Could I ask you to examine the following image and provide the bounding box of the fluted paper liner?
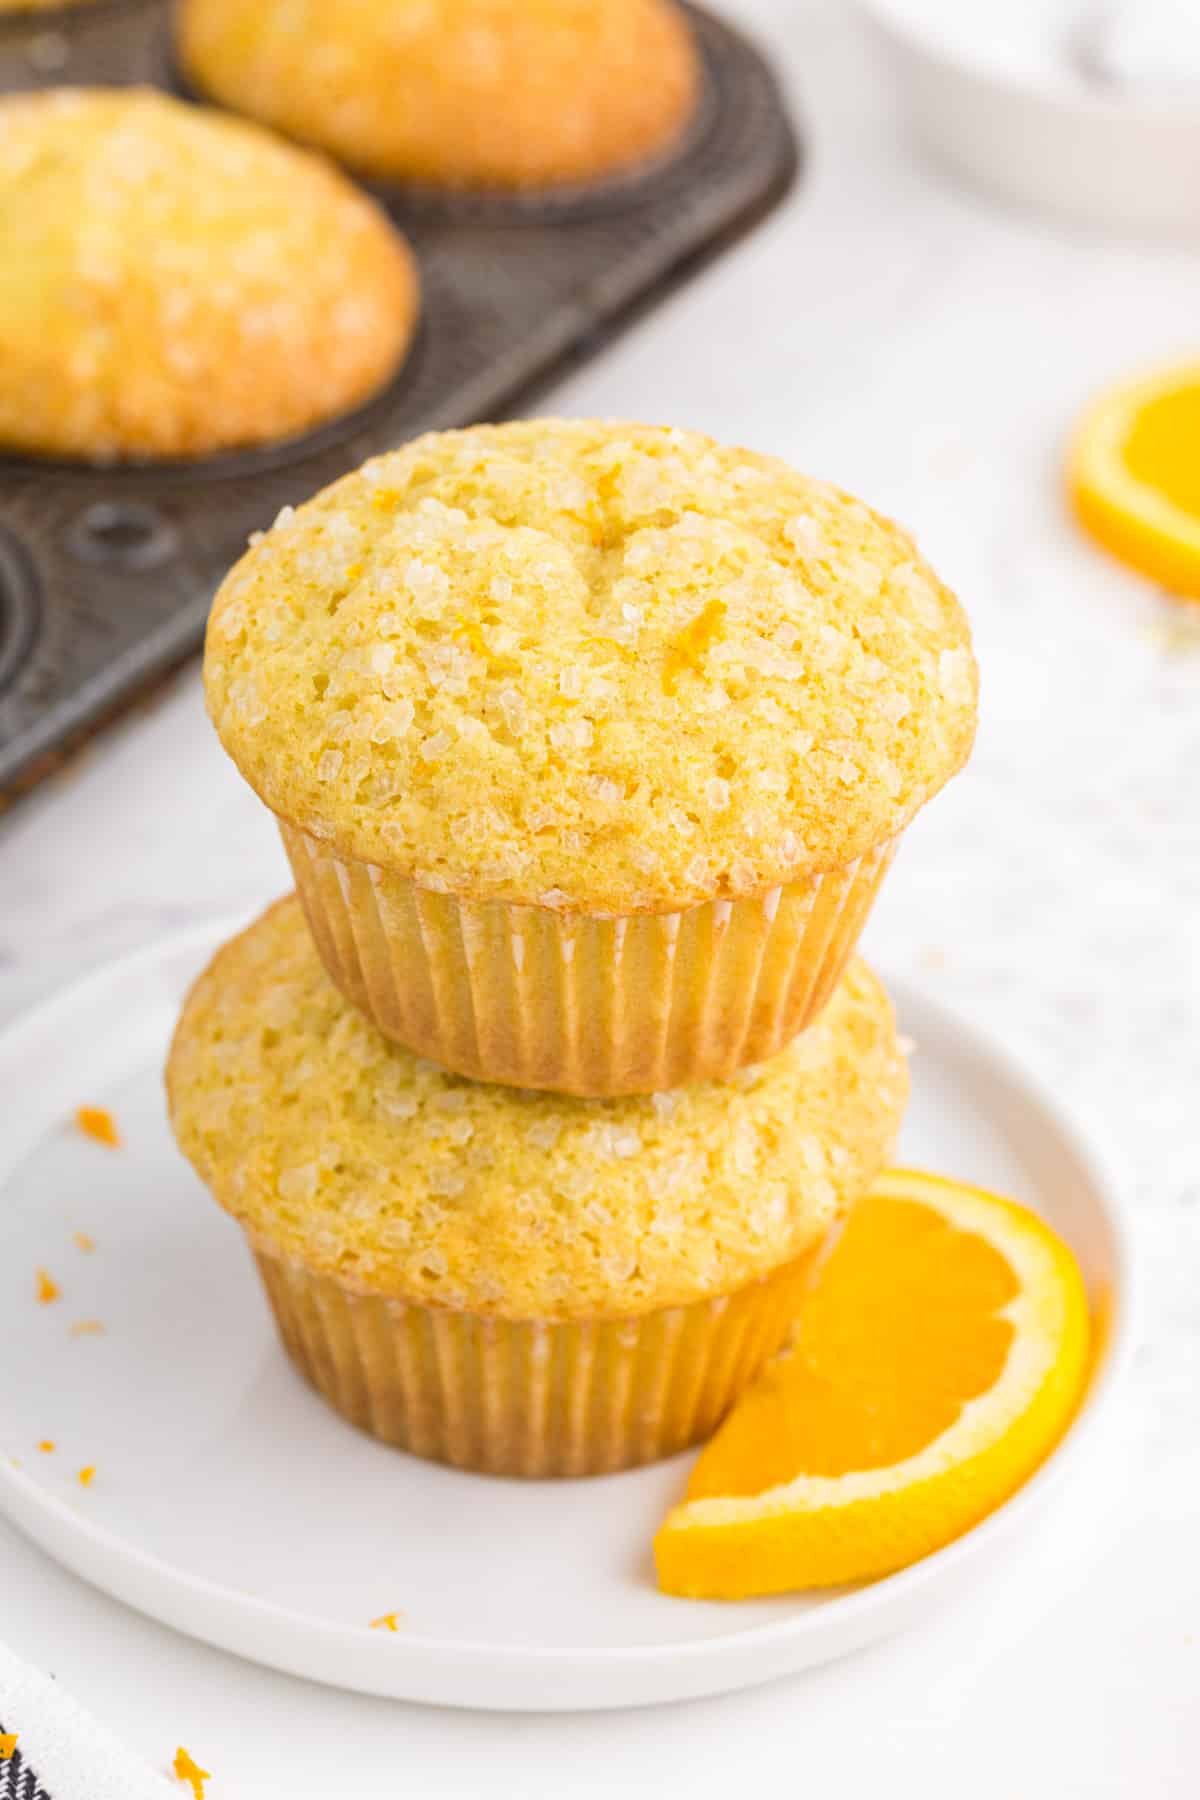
[254,1246,819,1477]
[280,820,898,1096]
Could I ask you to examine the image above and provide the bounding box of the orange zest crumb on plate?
[37,1440,55,1453]
[73,1231,97,1253]
[0,1734,18,1761]
[173,1746,211,1798]
[35,1269,60,1304]
[70,1319,105,1338]
[77,1465,96,1487]
[75,1105,121,1149]
[370,1612,404,1632]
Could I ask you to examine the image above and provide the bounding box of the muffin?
[176,0,700,194]
[166,897,910,1477]
[0,88,418,461]
[205,420,976,1094]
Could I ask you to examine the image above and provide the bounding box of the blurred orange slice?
[1068,360,1200,597]
[655,1170,1090,1598]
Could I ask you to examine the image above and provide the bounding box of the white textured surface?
[0,0,1197,1789]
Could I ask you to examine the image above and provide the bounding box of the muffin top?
[0,88,418,460]
[206,420,977,911]
[167,897,909,1319]
[177,0,699,192]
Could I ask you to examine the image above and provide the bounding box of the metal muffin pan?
[0,0,799,798]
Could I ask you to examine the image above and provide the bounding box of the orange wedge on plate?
[655,1170,1090,1598]
[1068,360,1200,597]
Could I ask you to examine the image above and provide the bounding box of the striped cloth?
[0,1724,50,1800]
[0,1643,167,1799]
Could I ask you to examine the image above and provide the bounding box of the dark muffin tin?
[0,0,798,798]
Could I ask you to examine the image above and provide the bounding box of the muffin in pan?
[175,0,700,195]
[204,420,976,1094]
[166,896,910,1477]
[0,88,418,461]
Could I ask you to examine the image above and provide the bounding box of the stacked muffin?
[168,420,976,1477]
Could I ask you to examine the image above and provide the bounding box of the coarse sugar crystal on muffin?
[205,419,976,1093]
[167,896,910,1473]
[176,0,700,194]
[0,88,418,460]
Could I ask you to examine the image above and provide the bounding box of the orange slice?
[1068,360,1200,597]
[655,1170,1090,1598]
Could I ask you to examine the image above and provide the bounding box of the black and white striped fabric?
[0,1644,168,1799]
[0,1724,51,1800]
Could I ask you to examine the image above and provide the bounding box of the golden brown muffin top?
[167,897,909,1319]
[0,87,418,460]
[177,0,699,192]
[206,420,977,910]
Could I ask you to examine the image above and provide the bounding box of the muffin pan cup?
[0,1,799,800]
[253,1239,822,1479]
[281,820,899,1097]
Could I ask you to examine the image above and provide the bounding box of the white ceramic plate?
[0,922,1133,1712]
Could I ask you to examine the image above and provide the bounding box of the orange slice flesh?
[1068,361,1200,597]
[655,1170,1091,1598]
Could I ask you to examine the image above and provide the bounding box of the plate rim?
[0,917,1138,1708]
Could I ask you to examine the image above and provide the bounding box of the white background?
[2,0,1199,1791]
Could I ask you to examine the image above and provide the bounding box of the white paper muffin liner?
[280,820,898,1096]
[253,1242,821,1478]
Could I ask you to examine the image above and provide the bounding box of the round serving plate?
[0,919,1133,1711]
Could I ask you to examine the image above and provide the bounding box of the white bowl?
[857,0,1200,234]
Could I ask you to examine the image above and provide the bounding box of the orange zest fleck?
[173,1746,211,1798]
[73,1231,97,1253]
[370,1612,403,1632]
[77,1465,96,1487]
[662,599,726,694]
[35,1269,60,1304]
[75,1106,121,1149]
[458,618,489,661]
[0,1734,18,1761]
[37,1440,55,1453]
[70,1318,105,1338]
